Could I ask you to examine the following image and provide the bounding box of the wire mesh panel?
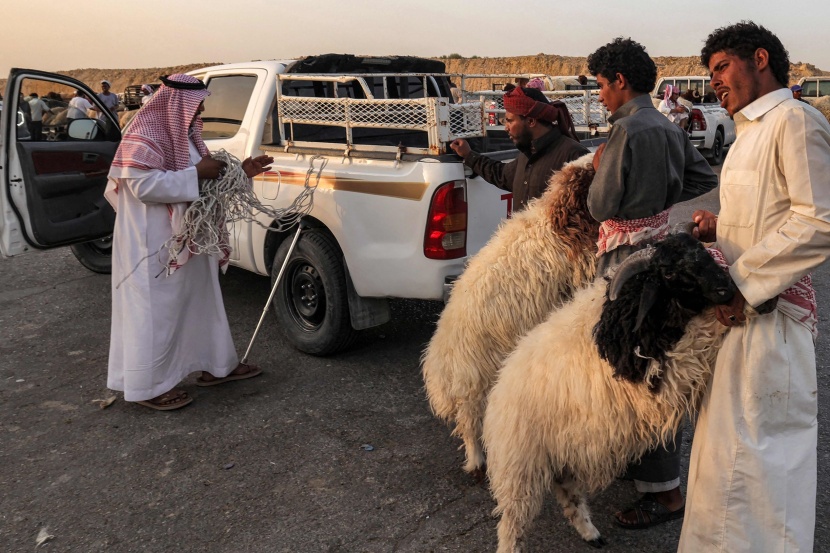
[348,99,432,128]
[449,103,485,138]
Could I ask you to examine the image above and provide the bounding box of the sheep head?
[594,233,736,386]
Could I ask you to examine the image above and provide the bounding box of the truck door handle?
[82,153,99,163]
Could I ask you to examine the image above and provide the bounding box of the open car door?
[1,69,120,266]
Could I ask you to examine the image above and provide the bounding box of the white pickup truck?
[1,56,522,355]
[653,76,736,165]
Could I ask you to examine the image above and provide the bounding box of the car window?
[656,80,672,97]
[818,80,830,97]
[14,77,109,142]
[703,78,715,95]
[802,79,818,97]
[201,74,258,138]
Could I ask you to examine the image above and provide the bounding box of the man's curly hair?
[587,38,657,93]
[701,21,790,88]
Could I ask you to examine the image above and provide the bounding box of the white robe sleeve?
[119,166,201,205]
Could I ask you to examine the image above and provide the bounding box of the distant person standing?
[141,84,155,105]
[18,92,32,139]
[96,79,119,121]
[791,83,809,103]
[658,84,690,129]
[27,93,49,141]
[66,89,93,120]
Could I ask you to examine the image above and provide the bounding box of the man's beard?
[512,127,534,150]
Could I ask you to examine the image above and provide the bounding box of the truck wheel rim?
[285,261,326,330]
[89,235,113,254]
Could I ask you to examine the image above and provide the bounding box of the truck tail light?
[424,180,467,259]
[690,109,707,131]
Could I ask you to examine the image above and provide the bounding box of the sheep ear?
[634,285,659,331]
[671,221,697,235]
[608,247,654,301]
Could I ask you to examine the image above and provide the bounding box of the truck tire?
[708,129,725,166]
[271,230,356,355]
[69,236,112,274]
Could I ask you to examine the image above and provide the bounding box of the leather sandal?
[613,493,685,530]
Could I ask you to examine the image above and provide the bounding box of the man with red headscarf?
[104,73,274,410]
[450,86,588,212]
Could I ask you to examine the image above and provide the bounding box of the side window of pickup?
[201,74,257,138]
[819,80,830,97]
[802,79,818,98]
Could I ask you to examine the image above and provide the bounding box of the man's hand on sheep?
[715,286,747,327]
[692,209,718,242]
[450,139,472,158]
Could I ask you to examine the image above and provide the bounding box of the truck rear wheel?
[270,230,356,355]
[708,130,725,166]
[70,236,112,274]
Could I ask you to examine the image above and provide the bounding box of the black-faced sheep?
[422,153,599,477]
[482,233,737,551]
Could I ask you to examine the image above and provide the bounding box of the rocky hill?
[2,55,826,97]
[0,63,221,98]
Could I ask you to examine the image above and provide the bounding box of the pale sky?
[1,1,828,76]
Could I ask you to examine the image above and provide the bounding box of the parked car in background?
[122,83,160,110]
[653,76,716,101]
[653,76,736,165]
[796,76,830,100]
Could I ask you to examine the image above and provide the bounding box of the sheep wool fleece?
[105,141,238,402]
[679,89,830,552]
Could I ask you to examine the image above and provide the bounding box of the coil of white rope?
[115,151,326,288]
[163,150,325,262]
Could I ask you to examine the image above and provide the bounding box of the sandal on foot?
[196,363,263,387]
[136,390,193,411]
[613,493,684,530]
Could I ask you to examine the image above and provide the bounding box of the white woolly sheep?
[811,96,830,125]
[119,109,138,129]
[422,153,599,478]
[483,233,743,551]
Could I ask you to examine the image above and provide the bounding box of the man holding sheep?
[450,86,588,212]
[587,37,719,530]
[680,21,830,552]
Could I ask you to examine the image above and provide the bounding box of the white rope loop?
[115,151,324,288]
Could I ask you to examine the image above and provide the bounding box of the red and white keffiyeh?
[596,208,672,256]
[706,247,816,337]
[108,74,230,274]
[663,85,679,110]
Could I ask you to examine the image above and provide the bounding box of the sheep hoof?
[585,536,606,548]
[469,464,487,485]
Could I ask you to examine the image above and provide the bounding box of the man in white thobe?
[680,22,830,552]
[105,73,272,410]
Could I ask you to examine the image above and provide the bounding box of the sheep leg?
[552,477,605,547]
[453,401,486,475]
[495,495,543,553]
